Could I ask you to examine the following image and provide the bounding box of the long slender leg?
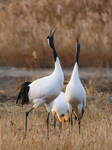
[47,112,50,136]
[60,122,62,128]
[78,119,81,134]
[25,107,34,135]
[54,114,56,129]
[71,110,73,126]
[59,122,62,133]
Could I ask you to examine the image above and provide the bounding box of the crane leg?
[59,122,62,133]
[71,110,73,126]
[54,114,56,129]
[78,119,81,134]
[25,107,34,135]
[47,112,50,136]
[60,122,62,128]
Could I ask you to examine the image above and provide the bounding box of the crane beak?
[49,27,57,37]
[76,38,80,50]
[77,38,79,44]
[52,27,57,36]
[49,27,53,36]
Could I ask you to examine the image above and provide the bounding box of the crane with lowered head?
[51,92,69,128]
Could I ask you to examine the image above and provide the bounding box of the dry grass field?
[0,68,112,150]
[0,0,112,68]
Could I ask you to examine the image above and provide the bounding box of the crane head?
[46,27,57,49]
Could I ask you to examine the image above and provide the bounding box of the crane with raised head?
[16,28,64,135]
[65,40,86,134]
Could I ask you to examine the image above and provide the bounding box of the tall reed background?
[0,0,112,68]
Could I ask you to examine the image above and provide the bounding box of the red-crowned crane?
[65,40,86,134]
[51,92,69,128]
[16,28,64,135]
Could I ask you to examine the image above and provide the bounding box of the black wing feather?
[16,82,32,106]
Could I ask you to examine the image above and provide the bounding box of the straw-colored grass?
[0,0,112,68]
[1,80,112,150]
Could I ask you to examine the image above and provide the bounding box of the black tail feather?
[16,82,31,106]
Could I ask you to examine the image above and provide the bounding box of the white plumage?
[65,41,86,133]
[29,57,64,110]
[16,28,64,134]
[51,92,69,126]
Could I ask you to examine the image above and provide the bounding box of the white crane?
[65,40,86,134]
[16,28,64,135]
[51,92,69,128]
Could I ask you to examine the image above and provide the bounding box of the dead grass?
[0,0,112,68]
[1,80,112,150]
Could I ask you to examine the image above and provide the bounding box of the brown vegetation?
[0,0,112,68]
[1,77,112,150]
[0,68,112,150]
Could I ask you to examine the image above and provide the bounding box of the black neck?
[76,43,80,64]
[53,46,58,62]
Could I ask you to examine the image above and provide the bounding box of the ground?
[0,67,112,150]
